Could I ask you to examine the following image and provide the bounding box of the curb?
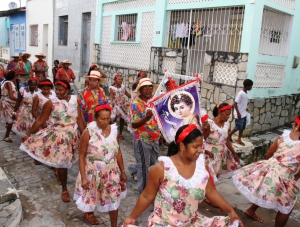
[0,168,22,227]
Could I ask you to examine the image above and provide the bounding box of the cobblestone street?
[0,123,300,227]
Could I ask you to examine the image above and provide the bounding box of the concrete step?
[0,168,22,227]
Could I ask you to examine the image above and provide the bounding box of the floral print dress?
[73,122,126,212]
[20,95,80,168]
[232,130,300,214]
[205,119,239,181]
[0,81,17,123]
[12,87,38,136]
[147,155,239,227]
[33,90,56,117]
[109,84,130,121]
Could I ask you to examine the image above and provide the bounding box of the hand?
[123,217,136,227]
[205,150,214,159]
[120,172,127,185]
[202,121,210,132]
[237,112,241,119]
[21,135,29,143]
[146,109,153,119]
[228,210,244,227]
[81,178,90,190]
[233,153,240,164]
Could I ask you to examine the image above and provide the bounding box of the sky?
[0,0,26,11]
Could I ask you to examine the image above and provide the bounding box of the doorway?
[81,13,91,75]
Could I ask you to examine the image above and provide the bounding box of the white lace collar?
[88,122,118,143]
[59,95,76,106]
[282,130,300,146]
[209,119,229,133]
[159,154,208,189]
[109,84,124,92]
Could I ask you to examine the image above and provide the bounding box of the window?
[15,24,19,49]
[59,16,68,45]
[116,14,137,41]
[20,24,25,50]
[30,25,38,46]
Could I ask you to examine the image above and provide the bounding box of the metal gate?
[82,13,92,74]
[165,6,245,75]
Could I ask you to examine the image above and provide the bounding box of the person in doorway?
[33,53,49,82]
[7,53,21,73]
[52,60,60,83]
[128,78,160,194]
[78,70,108,123]
[0,71,19,143]
[232,116,300,226]
[228,79,253,146]
[12,78,39,136]
[109,73,131,139]
[18,52,33,88]
[55,60,76,83]
[20,80,86,202]
[74,104,127,226]
[123,124,243,227]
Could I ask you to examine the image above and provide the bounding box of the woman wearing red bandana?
[202,103,240,182]
[20,80,86,203]
[74,104,127,226]
[232,116,300,226]
[123,124,243,227]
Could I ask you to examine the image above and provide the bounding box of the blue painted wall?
[0,17,9,47]
[9,11,26,54]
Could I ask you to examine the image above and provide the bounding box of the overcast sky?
[0,0,26,11]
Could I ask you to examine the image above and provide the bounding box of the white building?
[26,0,54,76]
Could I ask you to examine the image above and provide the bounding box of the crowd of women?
[0,56,299,227]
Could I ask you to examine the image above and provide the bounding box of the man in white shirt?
[228,79,253,146]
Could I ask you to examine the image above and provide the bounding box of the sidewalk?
[0,124,299,226]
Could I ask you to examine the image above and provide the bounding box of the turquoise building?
[95,0,300,134]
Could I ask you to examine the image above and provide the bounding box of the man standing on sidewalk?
[129,78,159,194]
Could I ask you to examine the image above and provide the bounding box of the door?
[81,13,91,74]
[10,25,15,55]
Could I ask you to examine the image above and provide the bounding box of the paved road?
[0,124,299,227]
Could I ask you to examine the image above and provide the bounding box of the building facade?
[95,0,300,135]
[53,0,97,79]
[26,0,54,75]
[9,10,26,56]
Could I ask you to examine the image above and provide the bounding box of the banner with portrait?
[149,79,201,143]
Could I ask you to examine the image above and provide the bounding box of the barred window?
[29,25,38,46]
[116,14,137,41]
[59,16,68,45]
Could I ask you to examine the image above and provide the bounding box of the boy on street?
[228,79,253,146]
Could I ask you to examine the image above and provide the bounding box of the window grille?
[15,24,19,50]
[254,64,285,88]
[268,0,296,9]
[20,24,25,50]
[59,16,68,45]
[259,8,293,57]
[29,25,38,46]
[213,62,238,86]
[116,14,137,42]
[165,6,244,75]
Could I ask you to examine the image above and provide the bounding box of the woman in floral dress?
[74,104,127,226]
[0,71,19,142]
[123,124,243,227]
[232,116,300,227]
[203,103,240,182]
[109,73,131,139]
[20,80,86,202]
[12,77,39,136]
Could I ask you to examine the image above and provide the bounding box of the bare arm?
[31,95,39,119]
[233,102,241,119]
[6,82,18,102]
[123,162,164,225]
[79,129,90,190]
[109,88,114,104]
[131,109,152,129]
[125,89,131,99]
[77,105,86,134]
[226,138,240,163]
[116,149,127,185]
[205,177,244,226]
[25,100,52,136]
[202,121,210,140]
[266,138,279,160]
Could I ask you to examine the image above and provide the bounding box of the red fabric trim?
[55,81,68,88]
[201,114,209,123]
[94,104,113,113]
[176,124,198,144]
[219,105,232,111]
[28,77,38,82]
[295,116,300,126]
[39,81,53,86]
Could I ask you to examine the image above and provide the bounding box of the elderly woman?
[0,71,19,142]
[20,80,86,202]
[123,124,243,227]
[78,70,108,123]
[74,104,127,226]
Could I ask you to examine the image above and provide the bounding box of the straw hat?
[134,78,158,95]
[83,70,106,84]
[62,60,72,66]
[11,53,20,58]
[35,52,46,59]
[21,52,31,58]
